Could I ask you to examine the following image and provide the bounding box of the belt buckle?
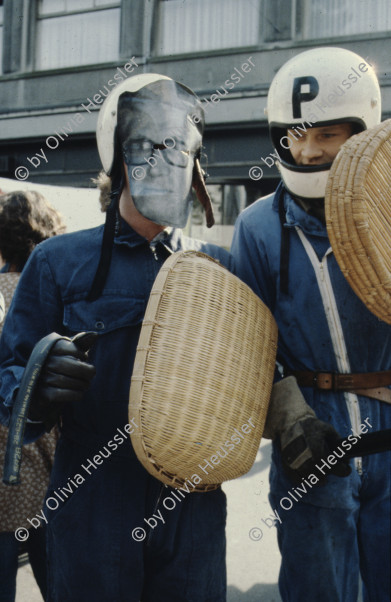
[313,372,334,390]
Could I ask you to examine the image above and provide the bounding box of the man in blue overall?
[231,48,391,601]
[0,74,231,601]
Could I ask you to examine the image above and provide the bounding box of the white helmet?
[96,73,171,175]
[266,47,381,199]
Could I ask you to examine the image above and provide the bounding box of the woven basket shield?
[129,251,277,491]
[325,119,391,324]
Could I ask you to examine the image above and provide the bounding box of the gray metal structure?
[0,0,390,241]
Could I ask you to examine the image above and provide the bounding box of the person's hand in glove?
[263,376,351,485]
[28,331,97,430]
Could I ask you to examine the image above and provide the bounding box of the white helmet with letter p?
[266,47,381,199]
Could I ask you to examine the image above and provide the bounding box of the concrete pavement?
[224,440,281,601]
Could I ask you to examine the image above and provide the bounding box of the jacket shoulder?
[240,192,276,221]
[235,191,279,237]
[38,225,103,255]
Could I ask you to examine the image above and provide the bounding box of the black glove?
[280,417,352,485]
[28,332,97,429]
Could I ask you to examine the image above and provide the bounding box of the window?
[36,0,121,70]
[299,0,391,39]
[0,1,3,76]
[155,0,262,55]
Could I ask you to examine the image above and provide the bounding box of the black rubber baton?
[341,428,391,458]
[3,333,63,485]
[3,331,95,485]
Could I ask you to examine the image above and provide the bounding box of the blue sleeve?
[230,212,276,312]
[0,246,63,440]
[231,211,282,382]
[202,245,234,274]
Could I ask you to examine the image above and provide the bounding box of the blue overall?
[231,184,391,602]
[0,220,232,602]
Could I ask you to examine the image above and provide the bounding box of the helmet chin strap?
[277,182,328,297]
[87,168,124,302]
[276,182,290,296]
[192,158,215,228]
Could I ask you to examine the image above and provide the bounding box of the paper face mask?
[117,80,204,227]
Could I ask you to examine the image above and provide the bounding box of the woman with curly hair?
[0,189,65,602]
[0,190,66,271]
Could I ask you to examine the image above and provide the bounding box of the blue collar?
[114,216,183,251]
[272,183,328,238]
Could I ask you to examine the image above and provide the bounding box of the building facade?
[0,0,390,245]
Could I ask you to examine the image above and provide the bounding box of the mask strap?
[86,180,123,302]
[192,158,214,228]
[88,128,125,302]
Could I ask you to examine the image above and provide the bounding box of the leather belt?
[290,370,391,404]
[351,388,391,404]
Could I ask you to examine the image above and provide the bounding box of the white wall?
[0,177,104,233]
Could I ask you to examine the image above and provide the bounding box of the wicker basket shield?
[129,251,278,491]
[325,119,391,324]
